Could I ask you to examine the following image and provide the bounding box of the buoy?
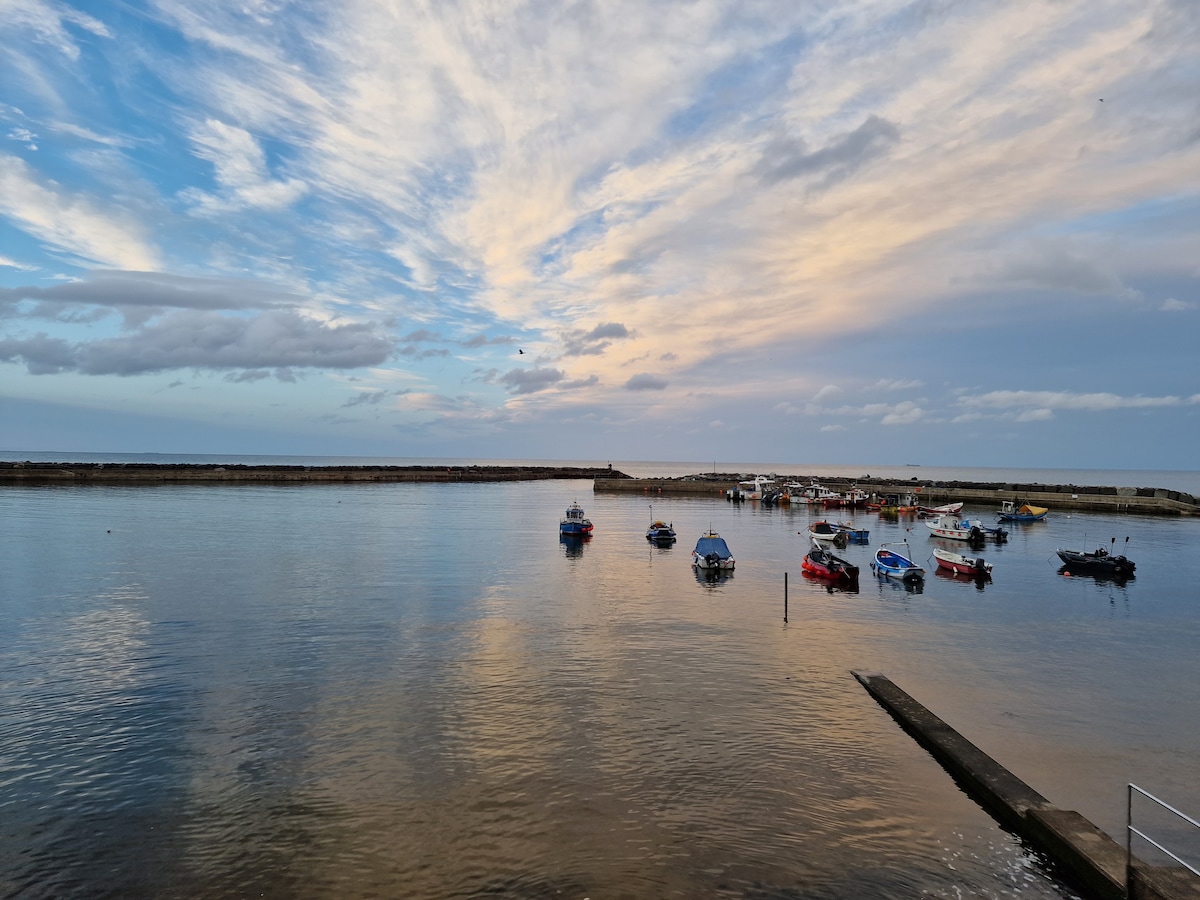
[1063,571,1072,577]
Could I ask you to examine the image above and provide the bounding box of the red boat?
[801,538,860,585]
[932,548,992,578]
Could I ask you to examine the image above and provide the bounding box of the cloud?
[462,332,516,348]
[625,373,668,391]
[500,367,564,394]
[1160,298,1195,312]
[873,378,923,392]
[0,154,161,269]
[563,322,631,356]
[1,271,297,318]
[756,115,900,186]
[819,424,846,432]
[6,2,111,61]
[180,119,307,214]
[562,375,599,390]
[975,240,1140,300]
[880,401,925,426]
[0,309,393,376]
[812,384,840,402]
[957,390,1187,413]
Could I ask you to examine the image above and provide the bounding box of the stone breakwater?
[0,462,632,485]
[593,473,1200,516]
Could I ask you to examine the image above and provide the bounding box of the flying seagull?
[518,349,524,354]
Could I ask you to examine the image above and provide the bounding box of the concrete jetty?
[0,461,629,485]
[853,672,1199,900]
[594,474,1200,516]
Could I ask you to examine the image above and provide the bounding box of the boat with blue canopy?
[692,530,735,571]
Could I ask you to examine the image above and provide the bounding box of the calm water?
[2,477,1198,898]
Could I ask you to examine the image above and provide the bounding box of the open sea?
[2,453,1198,899]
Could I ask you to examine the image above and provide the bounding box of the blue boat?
[997,501,1048,522]
[646,519,677,543]
[871,541,925,584]
[836,522,871,544]
[559,501,594,536]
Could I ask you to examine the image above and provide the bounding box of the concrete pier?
[594,475,1200,516]
[0,462,626,485]
[853,672,1199,900]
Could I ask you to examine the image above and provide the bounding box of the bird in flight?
[518,349,524,354]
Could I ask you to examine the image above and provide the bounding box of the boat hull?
[1056,549,1135,578]
[933,549,992,577]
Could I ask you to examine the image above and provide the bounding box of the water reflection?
[693,567,733,587]
[933,567,992,590]
[800,570,860,595]
[559,533,590,558]
[1056,564,1135,586]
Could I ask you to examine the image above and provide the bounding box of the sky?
[2,0,1198,469]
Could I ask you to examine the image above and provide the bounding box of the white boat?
[808,520,849,548]
[726,475,776,501]
[786,479,842,506]
[925,515,1007,544]
[918,501,964,517]
[692,530,735,570]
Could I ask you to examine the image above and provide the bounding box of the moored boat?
[925,515,1008,545]
[802,538,859,585]
[808,520,849,548]
[918,501,964,517]
[692,530,735,570]
[933,547,993,578]
[1057,539,1135,579]
[646,519,676,543]
[726,475,776,502]
[871,541,925,584]
[560,501,594,536]
[836,522,871,544]
[787,479,843,506]
[998,500,1049,522]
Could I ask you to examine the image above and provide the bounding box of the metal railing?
[1127,783,1200,878]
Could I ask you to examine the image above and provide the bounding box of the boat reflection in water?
[559,532,590,558]
[934,566,991,591]
[694,566,733,587]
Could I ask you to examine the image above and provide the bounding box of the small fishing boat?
[836,522,871,544]
[925,515,1008,545]
[841,485,870,507]
[808,520,849,548]
[802,538,859,585]
[873,492,920,515]
[918,501,964,517]
[559,501,594,536]
[787,479,843,506]
[646,520,676,542]
[692,530,735,571]
[1057,539,1135,579]
[726,475,776,501]
[997,501,1049,522]
[871,541,925,584]
[933,548,993,578]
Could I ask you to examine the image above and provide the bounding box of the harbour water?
[2,458,1198,898]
